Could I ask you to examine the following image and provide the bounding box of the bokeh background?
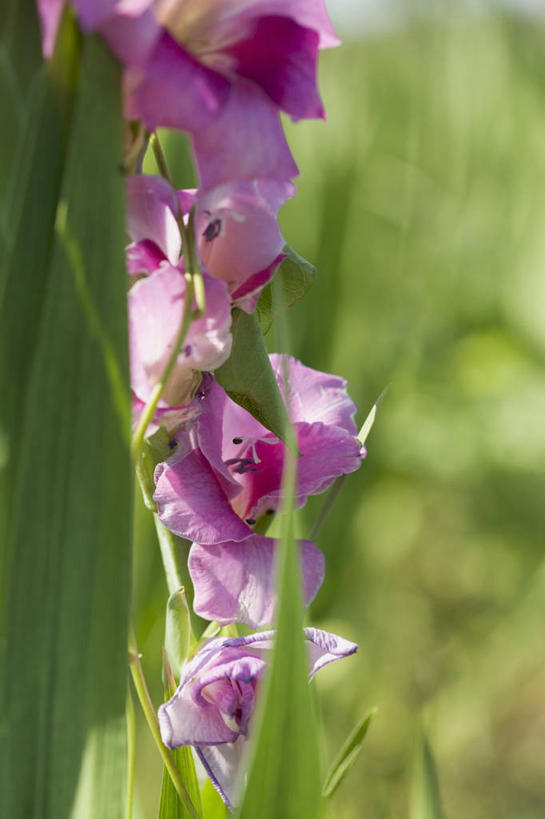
[133,2,545,816]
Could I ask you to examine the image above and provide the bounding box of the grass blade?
[322,708,376,798]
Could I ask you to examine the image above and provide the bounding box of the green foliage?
[0,21,131,819]
[201,780,228,819]
[410,735,444,819]
[215,308,291,441]
[237,436,322,817]
[158,677,202,819]
[164,589,193,679]
[323,708,376,799]
[256,245,316,334]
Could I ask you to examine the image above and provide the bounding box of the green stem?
[154,515,206,639]
[125,688,136,819]
[150,131,174,185]
[128,625,200,819]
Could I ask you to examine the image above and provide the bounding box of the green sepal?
[256,245,316,334]
[165,587,195,679]
[215,308,291,443]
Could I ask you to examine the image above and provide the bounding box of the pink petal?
[37,0,65,58]
[303,627,358,677]
[154,449,252,545]
[126,175,181,265]
[189,536,325,627]
[270,353,358,433]
[126,240,166,276]
[192,80,299,190]
[125,31,230,132]
[224,16,324,120]
[196,179,292,290]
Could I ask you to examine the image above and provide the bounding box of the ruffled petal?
[189,536,325,627]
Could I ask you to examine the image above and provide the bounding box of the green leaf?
[236,426,322,817]
[409,734,444,819]
[215,308,291,442]
[0,31,132,819]
[158,672,202,819]
[322,708,376,798]
[165,588,193,678]
[201,779,228,819]
[256,245,316,334]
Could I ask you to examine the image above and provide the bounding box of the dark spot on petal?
[168,439,177,450]
[246,518,256,525]
[183,344,192,357]
[266,509,275,515]
[203,218,221,242]
[232,437,243,444]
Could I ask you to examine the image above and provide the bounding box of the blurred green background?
[134,4,545,817]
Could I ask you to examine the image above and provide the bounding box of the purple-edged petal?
[192,80,299,190]
[223,16,324,120]
[154,449,252,545]
[125,31,230,131]
[253,0,340,48]
[37,0,65,58]
[189,536,325,627]
[303,627,358,678]
[126,175,180,265]
[197,738,245,811]
[270,353,358,433]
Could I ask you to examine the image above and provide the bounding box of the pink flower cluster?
[38,0,363,808]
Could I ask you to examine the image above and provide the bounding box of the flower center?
[224,434,280,475]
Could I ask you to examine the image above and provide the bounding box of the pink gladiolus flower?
[126,174,293,311]
[128,264,232,423]
[37,1,338,188]
[153,355,364,543]
[158,627,357,808]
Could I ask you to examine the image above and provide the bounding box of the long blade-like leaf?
[322,708,376,798]
[1,31,131,819]
[215,308,291,442]
[409,733,444,819]
[237,371,322,817]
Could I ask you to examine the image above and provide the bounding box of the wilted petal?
[224,16,324,120]
[189,536,325,627]
[192,80,298,190]
[154,449,252,545]
[125,31,230,131]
